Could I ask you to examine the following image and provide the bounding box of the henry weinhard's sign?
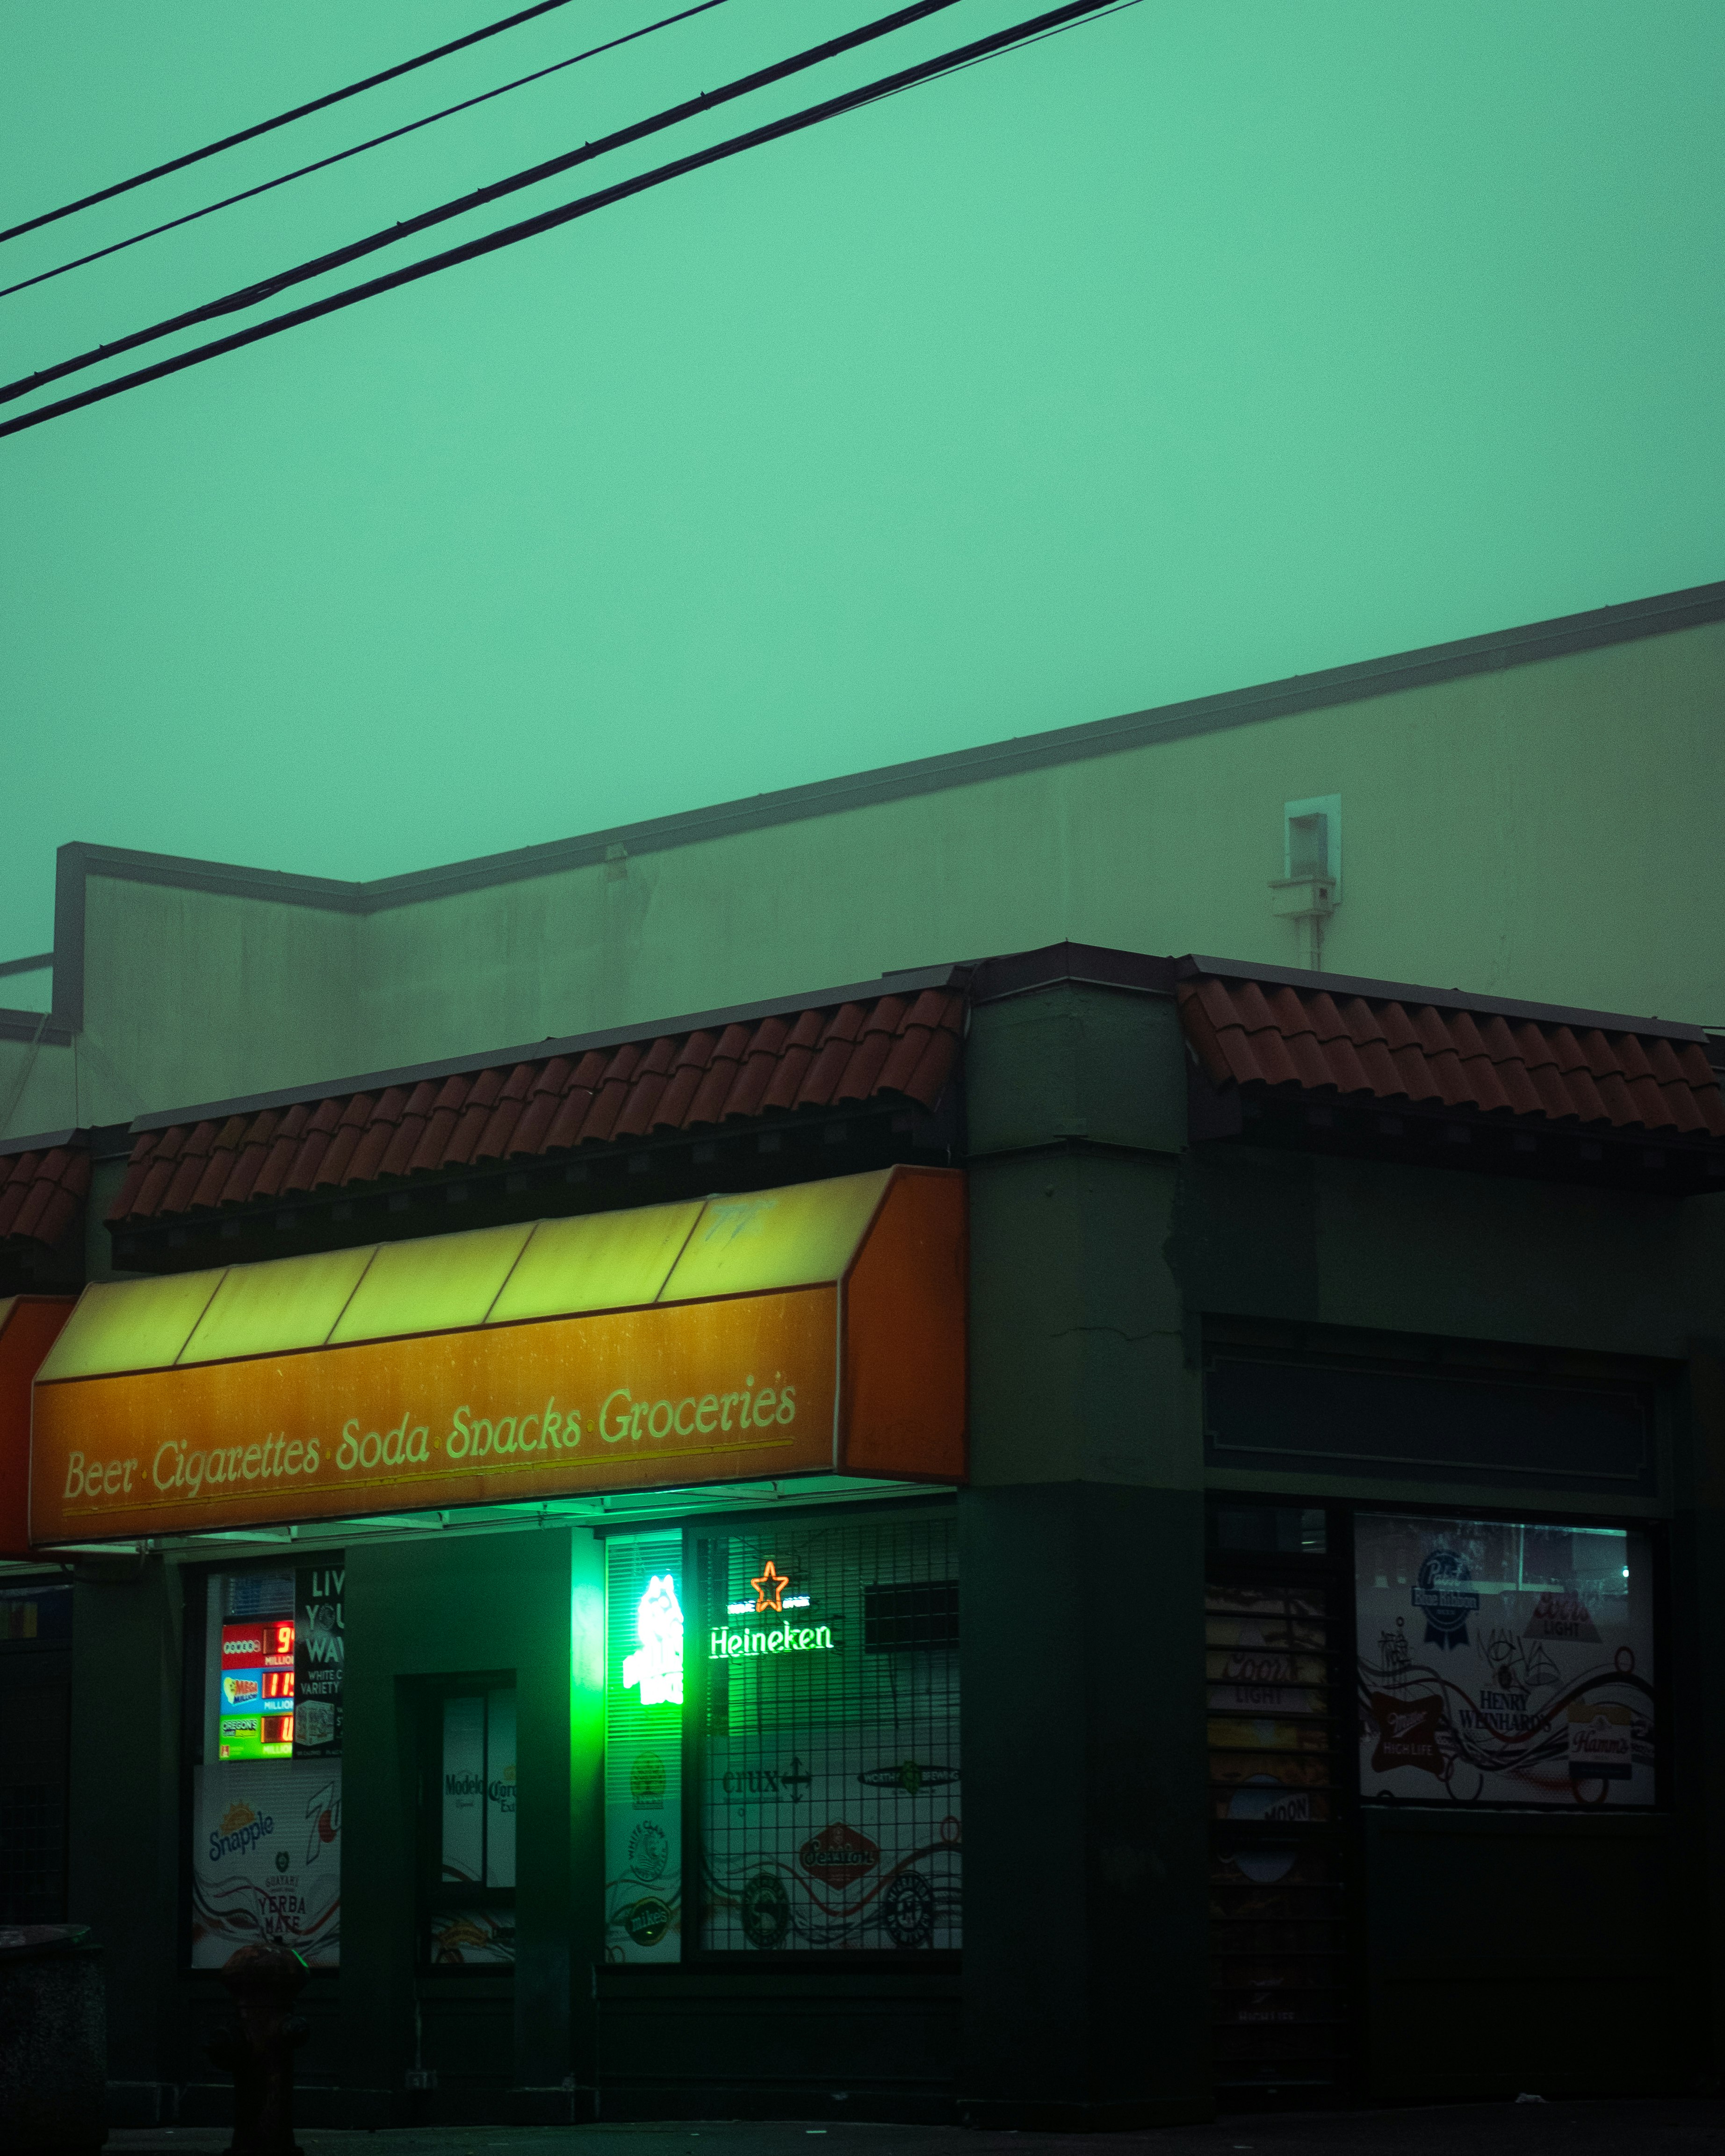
[31,1290,839,1543]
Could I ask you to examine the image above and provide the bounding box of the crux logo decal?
[721,1755,813,1804]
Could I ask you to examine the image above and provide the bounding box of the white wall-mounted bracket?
[1271,795,1342,969]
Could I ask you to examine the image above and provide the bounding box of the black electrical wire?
[0,0,1124,444]
[0,0,734,304]
[0,0,589,247]
[0,0,973,411]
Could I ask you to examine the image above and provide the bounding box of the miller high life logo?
[1367,1691,1447,1778]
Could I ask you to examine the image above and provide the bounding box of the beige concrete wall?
[359,617,1725,1068]
[0,1035,77,1141]
[37,613,1725,1123]
[75,877,362,1122]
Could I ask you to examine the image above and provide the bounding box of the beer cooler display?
[1205,1507,1353,2102]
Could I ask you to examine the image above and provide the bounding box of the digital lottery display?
[220,1617,294,1758]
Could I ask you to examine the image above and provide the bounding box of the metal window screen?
[697,1511,960,1953]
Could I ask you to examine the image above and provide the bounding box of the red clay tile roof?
[0,1145,91,1251]
[1179,974,1725,1139]
[108,988,964,1227]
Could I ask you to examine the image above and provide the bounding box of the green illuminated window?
[603,1509,961,1959]
[604,1535,684,1962]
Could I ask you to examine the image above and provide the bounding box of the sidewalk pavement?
[108,2101,1725,2156]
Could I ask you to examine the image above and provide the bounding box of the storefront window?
[699,1511,960,1953]
[1355,1513,1656,1807]
[422,1684,518,1966]
[1205,1511,1351,2098]
[190,1563,344,1967]
[602,1509,960,1960]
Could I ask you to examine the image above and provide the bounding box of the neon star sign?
[622,1574,684,1707]
[726,1559,811,1618]
[751,1560,788,1612]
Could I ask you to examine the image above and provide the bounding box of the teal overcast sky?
[0,1,1721,968]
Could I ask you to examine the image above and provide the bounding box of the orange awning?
[29,1166,964,1547]
[0,1297,75,1558]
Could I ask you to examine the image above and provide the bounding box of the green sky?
[0,0,1720,964]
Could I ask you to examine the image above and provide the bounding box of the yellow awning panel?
[40,1269,226,1384]
[328,1221,534,1345]
[37,1169,895,1384]
[180,1245,375,1366]
[659,1174,892,1303]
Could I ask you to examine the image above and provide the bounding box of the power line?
[0,0,972,411]
[0,0,588,248]
[0,0,1123,445]
[0,0,733,304]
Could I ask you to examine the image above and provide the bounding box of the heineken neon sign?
[709,1619,834,1661]
[622,1574,684,1706]
[709,1559,833,1661]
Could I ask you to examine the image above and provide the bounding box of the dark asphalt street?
[108,2101,1725,2156]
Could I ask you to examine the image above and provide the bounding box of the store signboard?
[27,1167,966,1547]
[1355,1512,1655,1807]
[190,1758,342,1966]
[35,1287,839,1542]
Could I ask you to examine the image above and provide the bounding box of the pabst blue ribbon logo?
[1411,1547,1479,1650]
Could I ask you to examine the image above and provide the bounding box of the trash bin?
[0,1925,107,2155]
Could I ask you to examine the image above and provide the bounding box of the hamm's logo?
[209,1801,275,1863]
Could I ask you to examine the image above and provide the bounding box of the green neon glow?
[623,1574,684,1706]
